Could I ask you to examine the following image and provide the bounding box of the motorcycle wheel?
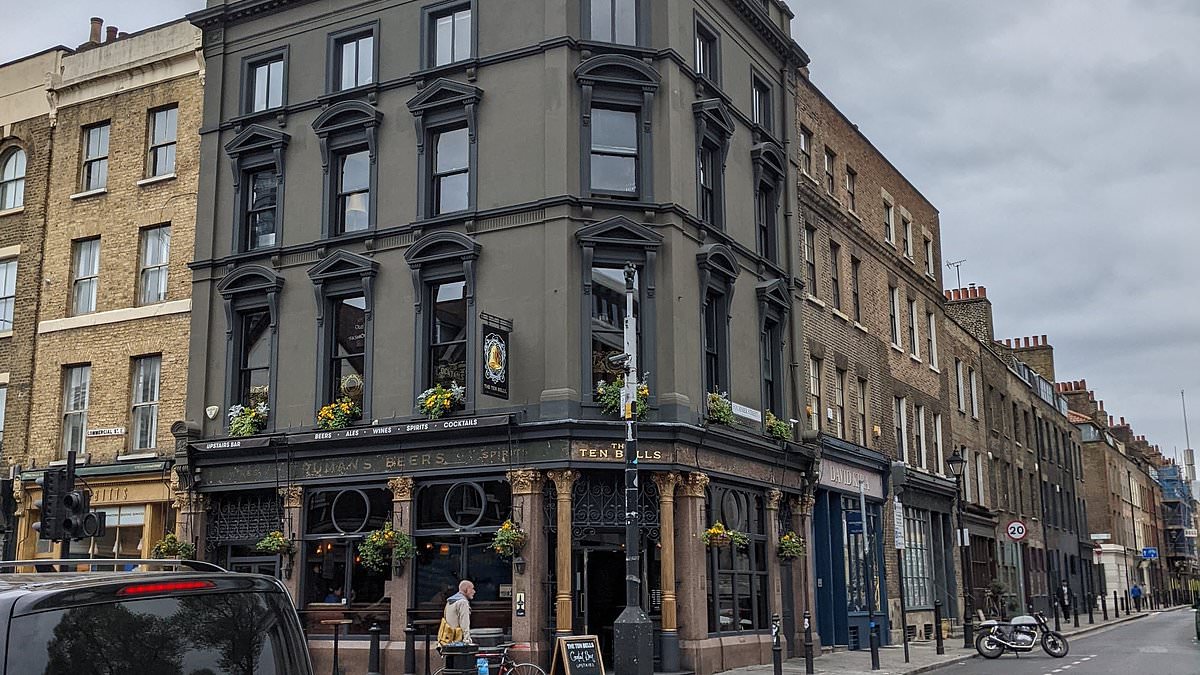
[1042,631,1069,658]
[975,632,1005,659]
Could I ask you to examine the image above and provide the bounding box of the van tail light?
[117,580,217,596]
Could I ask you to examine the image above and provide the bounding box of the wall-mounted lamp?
[513,555,526,575]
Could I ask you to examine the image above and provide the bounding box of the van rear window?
[6,590,308,674]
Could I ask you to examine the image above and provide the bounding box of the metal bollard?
[1053,600,1061,632]
[331,623,342,675]
[869,617,880,671]
[1113,591,1120,618]
[933,601,945,656]
[772,614,783,675]
[367,623,382,675]
[1073,596,1080,628]
[1087,593,1094,624]
[1101,593,1108,621]
[803,610,815,675]
[1122,591,1129,613]
[404,623,416,675]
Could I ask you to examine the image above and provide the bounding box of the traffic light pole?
[58,450,76,563]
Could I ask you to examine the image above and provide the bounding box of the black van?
[0,559,313,675]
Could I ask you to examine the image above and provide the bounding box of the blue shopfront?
[812,441,890,650]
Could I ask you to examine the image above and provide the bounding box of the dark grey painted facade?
[180,1,814,672]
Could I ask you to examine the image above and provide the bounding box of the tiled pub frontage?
[174,416,817,674]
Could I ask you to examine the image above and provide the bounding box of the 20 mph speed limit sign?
[1006,520,1028,541]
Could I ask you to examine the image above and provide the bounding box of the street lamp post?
[946,447,973,649]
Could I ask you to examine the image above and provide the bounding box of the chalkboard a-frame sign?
[549,635,605,675]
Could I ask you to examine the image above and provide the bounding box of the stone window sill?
[138,173,176,187]
[70,188,107,201]
[0,206,24,217]
[831,308,850,322]
[853,322,868,334]
[805,294,826,309]
[909,354,922,364]
[0,330,12,339]
[890,343,903,354]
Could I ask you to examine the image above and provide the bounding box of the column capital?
[793,492,815,516]
[679,471,710,498]
[388,476,415,502]
[278,485,304,509]
[651,471,682,500]
[766,488,783,510]
[506,469,544,495]
[546,469,579,496]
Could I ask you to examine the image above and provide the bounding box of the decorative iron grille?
[542,470,660,540]
[206,491,282,550]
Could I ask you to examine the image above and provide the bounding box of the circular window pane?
[720,490,747,531]
[444,482,487,529]
[331,489,370,534]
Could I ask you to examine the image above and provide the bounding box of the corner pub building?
[178,1,815,672]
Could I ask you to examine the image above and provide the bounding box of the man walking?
[1130,583,1143,612]
[1056,580,1071,619]
[442,579,476,644]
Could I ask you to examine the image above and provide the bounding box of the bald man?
[444,579,476,644]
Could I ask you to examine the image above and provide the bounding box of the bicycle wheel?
[507,663,547,675]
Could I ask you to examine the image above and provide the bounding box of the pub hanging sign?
[481,313,511,400]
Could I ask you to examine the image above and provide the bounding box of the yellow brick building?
[12,19,201,561]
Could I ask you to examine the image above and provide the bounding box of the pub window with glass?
[428,279,467,390]
[327,293,366,411]
[706,485,769,632]
[236,309,271,409]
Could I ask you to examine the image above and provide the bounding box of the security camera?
[606,353,631,368]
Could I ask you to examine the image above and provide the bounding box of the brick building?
[793,70,959,648]
[0,48,69,557]
[11,19,202,562]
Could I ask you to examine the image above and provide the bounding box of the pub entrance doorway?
[573,541,626,666]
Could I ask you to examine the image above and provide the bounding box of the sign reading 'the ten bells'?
[481,322,510,400]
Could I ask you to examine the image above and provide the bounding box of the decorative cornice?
[278,485,303,509]
[388,475,415,501]
[679,472,710,498]
[506,469,544,496]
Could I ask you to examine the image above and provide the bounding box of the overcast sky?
[4,2,1198,463]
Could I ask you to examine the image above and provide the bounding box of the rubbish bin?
[441,643,480,674]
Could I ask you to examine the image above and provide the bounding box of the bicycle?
[434,642,546,675]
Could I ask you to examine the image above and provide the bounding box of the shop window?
[302,488,391,635]
[902,507,933,608]
[706,485,769,632]
[89,505,145,559]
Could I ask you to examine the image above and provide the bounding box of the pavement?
[716,605,1195,675]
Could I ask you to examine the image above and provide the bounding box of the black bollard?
[367,623,382,675]
[803,610,815,675]
[404,623,416,675]
[772,614,783,675]
[1101,593,1108,621]
[1087,593,1094,625]
[869,618,880,671]
[1113,591,1120,618]
[1073,595,1080,628]
[331,623,342,675]
[1053,600,1061,632]
[1122,591,1129,613]
[933,600,945,656]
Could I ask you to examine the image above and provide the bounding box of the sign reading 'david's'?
[481,322,510,400]
[549,635,605,675]
[818,458,883,499]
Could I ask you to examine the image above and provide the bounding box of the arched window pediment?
[217,264,284,298]
[697,244,740,281]
[312,100,383,135]
[752,141,786,185]
[574,54,661,91]
[405,230,482,268]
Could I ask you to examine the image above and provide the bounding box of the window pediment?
[575,54,660,91]
[693,99,735,140]
[576,215,662,250]
[697,244,740,281]
[307,249,378,283]
[405,230,482,268]
[225,124,290,158]
[217,264,284,298]
[756,278,790,316]
[313,100,383,137]
[406,78,483,115]
[752,140,786,184]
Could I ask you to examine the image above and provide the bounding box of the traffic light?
[63,488,106,540]
[33,469,69,540]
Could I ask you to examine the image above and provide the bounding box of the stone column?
[676,472,710,671]
[652,472,682,672]
[766,489,784,622]
[506,469,547,665]
[796,491,818,651]
[279,486,304,602]
[387,476,415,642]
[546,469,579,636]
[173,489,208,557]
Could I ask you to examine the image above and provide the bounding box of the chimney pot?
[89,17,103,44]
[1109,415,1114,426]
[106,26,118,42]
[980,286,987,297]
[1041,334,1048,345]
[944,291,952,300]
[1023,337,1030,348]
[118,31,128,39]
[1121,416,1126,425]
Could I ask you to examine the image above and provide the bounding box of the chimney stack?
[106,26,118,42]
[89,17,103,44]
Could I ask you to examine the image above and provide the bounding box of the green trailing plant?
[358,522,416,574]
[765,411,793,441]
[228,402,269,437]
[707,391,735,426]
[254,530,294,555]
[596,375,650,420]
[150,533,196,560]
[778,531,805,560]
[490,519,528,559]
[702,521,749,549]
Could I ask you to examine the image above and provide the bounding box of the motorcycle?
[974,611,1069,659]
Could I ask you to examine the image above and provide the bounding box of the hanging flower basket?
[358,522,416,574]
[229,402,270,437]
[596,375,650,419]
[707,392,735,426]
[702,521,749,549]
[317,396,362,430]
[491,519,528,559]
[765,411,793,441]
[418,381,466,420]
[150,533,196,560]
[255,530,295,556]
[778,531,806,560]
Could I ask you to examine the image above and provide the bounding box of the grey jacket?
[444,591,472,643]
